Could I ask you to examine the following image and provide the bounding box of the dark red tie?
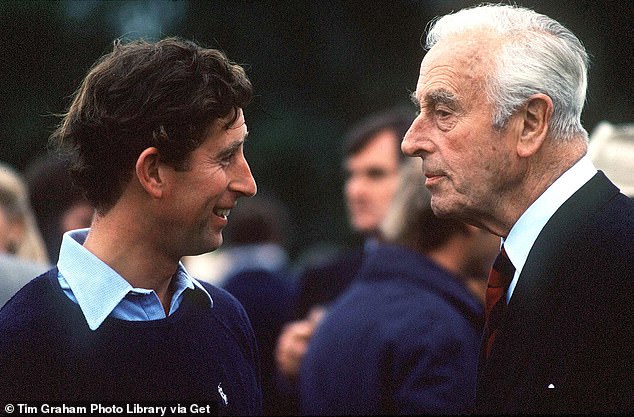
[483,246,515,359]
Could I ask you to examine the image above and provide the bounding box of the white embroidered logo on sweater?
[218,383,228,406]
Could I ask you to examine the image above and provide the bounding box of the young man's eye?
[219,152,236,166]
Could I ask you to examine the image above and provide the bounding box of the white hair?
[426,3,589,142]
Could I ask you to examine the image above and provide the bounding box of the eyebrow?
[411,88,459,110]
[426,89,458,107]
[227,120,247,130]
[409,88,458,106]
[219,131,249,156]
[409,91,420,107]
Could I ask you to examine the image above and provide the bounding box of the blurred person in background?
[402,4,633,413]
[0,162,50,306]
[290,107,415,319]
[0,162,49,265]
[274,107,414,414]
[0,37,262,414]
[26,156,94,263]
[588,121,634,198]
[220,192,293,284]
[299,158,499,415]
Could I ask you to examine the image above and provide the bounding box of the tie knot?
[489,247,515,288]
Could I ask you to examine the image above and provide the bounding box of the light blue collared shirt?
[503,155,597,302]
[57,229,213,330]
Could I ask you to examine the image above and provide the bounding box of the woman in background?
[0,162,50,306]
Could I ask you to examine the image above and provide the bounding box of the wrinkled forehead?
[420,32,499,80]
[415,33,500,102]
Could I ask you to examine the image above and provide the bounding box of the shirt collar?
[57,228,213,330]
[504,155,597,286]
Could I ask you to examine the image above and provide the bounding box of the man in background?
[274,107,414,413]
[26,156,94,263]
[220,193,295,415]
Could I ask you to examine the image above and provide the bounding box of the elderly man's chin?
[430,197,459,219]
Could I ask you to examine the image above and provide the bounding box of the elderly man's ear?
[516,93,553,158]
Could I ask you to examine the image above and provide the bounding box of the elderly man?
[402,4,633,414]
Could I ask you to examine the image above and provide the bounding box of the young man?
[402,4,634,414]
[0,38,262,414]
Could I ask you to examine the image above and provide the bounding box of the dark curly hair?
[50,37,253,214]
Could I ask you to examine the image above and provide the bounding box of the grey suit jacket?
[0,254,49,307]
[475,172,634,414]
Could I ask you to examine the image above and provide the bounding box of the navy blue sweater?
[0,269,262,415]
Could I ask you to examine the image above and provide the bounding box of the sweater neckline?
[45,268,205,330]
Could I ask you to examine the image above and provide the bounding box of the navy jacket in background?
[223,269,294,416]
[292,247,364,320]
[300,244,483,415]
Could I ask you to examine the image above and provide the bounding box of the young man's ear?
[517,93,553,158]
[135,147,164,198]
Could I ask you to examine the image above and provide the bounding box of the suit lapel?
[477,172,620,399]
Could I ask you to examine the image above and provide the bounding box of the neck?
[482,139,587,237]
[83,209,178,313]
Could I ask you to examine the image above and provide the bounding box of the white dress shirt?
[503,155,597,302]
